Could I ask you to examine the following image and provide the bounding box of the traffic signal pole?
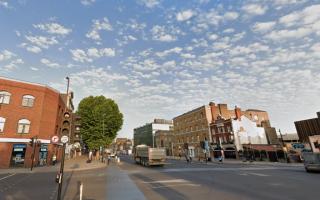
[30,136,37,171]
[57,143,66,200]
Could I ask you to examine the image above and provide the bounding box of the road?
[1,157,319,200]
[119,155,320,200]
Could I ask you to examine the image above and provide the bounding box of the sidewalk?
[0,155,107,174]
[167,156,303,167]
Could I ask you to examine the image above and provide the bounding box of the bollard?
[79,182,83,200]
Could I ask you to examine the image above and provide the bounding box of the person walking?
[88,150,93,163]
[184,149,190,163]
[52,154,57,165]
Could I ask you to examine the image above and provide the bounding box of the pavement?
[0,155,106,174]
[167,156,304,167]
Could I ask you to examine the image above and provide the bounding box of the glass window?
[22,95,35,107]
[17,119,31,134]
[0,117,5,133]
[0,91,11,104]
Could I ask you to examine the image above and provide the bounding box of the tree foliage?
[77,96,123,150]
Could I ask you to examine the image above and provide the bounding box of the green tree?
[77,96,123,150]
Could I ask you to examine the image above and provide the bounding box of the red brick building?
[0,77,70,168]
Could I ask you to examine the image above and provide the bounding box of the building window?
[0,91,11,104]
[17,119,31,134]
[0,117,5,133]
[22,95,35,107]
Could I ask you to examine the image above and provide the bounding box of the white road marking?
[239,173,248,176]
[142,179,189,184]
[248,172,270,177]
[151,183,201,189]
[0,173,16,181]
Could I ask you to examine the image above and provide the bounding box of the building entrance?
[10,144,27,167]
[39,144,48,166]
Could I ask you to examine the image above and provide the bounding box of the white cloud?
[266,27,312,41]
[34,23,72,35]
[208,34,218,41]
[70,48,115,63]
[224,12,239,20]
[81,0,95,6]
[176,10,195,21]
[40,58,60,68]
[223,28,235,33]
[0,50,15,61]
[86,17,113,41]
[138,0,161,8]
[155,47,182,57]
[25,35,58,49]
[242,4,268,16]
[26,46,42,53]
[252,21,276,33]
[0,0,9,8]
[151,25,178,42]
[279,4,320,27]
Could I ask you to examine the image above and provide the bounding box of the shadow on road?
[132,173,187,200]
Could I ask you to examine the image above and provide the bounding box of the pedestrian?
[88,150,93,163]
[107,154,111,165]
[52,154,57,166]
[178,150,182,160]
[184,149,190,163]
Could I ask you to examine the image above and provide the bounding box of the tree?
[77,96,123,150]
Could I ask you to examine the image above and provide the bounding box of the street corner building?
[173,102,279,160]
[0,76,72,168]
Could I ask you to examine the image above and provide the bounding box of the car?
[302,152,320,172]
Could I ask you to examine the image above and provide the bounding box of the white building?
[232,115,268,151]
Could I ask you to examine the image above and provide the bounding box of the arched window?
[0,117,5,133]
[17,119,31,134]
[0,91,11,104]
[22,95,35,107]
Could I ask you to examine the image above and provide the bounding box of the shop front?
[10,144,27,167]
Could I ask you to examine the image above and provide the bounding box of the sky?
[1,0,320,139]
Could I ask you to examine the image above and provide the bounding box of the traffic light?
[61,111,71,137]
[29,137,35,147]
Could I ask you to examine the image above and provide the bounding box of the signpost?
[57,135,68,200]
[51,136,59,144]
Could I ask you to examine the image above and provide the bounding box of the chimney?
[209,102,217,121]
[317,112,320,119]
[235,106,242,121]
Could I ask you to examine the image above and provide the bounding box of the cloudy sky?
[1,0,320,138]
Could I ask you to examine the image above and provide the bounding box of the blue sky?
[1,0,320,138]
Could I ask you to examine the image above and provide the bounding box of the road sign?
[51,136,59,143]
[61,135,69,144]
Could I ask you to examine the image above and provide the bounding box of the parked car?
[302,152,320,172]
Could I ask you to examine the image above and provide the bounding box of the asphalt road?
[119,155,320,200]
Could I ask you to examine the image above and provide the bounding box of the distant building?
[294,112,320,143]
[133,119,173,147]
[155,129,174,156]
[173,102,278,159]
[0,77,72,168]
[113,138,133,153]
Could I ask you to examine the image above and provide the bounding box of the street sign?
[51,136,59,143]
[61,135,69,144]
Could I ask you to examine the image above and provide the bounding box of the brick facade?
[0,77,68,168]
